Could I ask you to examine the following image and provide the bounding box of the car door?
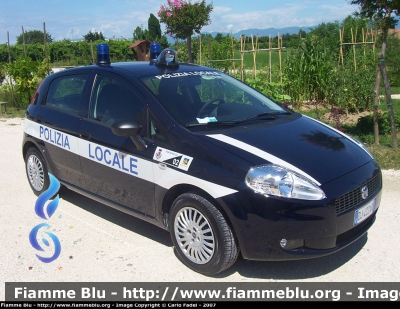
[36,71,89,188]
[78,72,157,217]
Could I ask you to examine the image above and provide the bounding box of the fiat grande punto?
[22,45,382,275]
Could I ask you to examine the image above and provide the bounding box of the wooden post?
[279,33,282,83]
[269,35,272,82]
[240,35,244,81]
[90,40,94,64]
[372,29,376,52]
[362,28,366,57]
[199,35,202,66]
[251,34,256,78]
[230,32,235,78]
[7,31,18,108]
[339,27,344,66]
[372,66,381,145]
[351,28,356,71]
[207,37,211,67]
[43,22,48,59]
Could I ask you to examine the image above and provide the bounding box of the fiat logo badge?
[361,185,369,199]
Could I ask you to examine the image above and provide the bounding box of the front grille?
[335,172,382,215]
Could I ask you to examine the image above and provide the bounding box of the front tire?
[25,147,49,196]
[169,192,239,276]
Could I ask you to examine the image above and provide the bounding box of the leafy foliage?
[386,34,400,85]
[356,111,400,134]
[189,34,236,70]
[6,57,50,108]
[133,26,149,41]
[350,0,400,36]
[148,13,162,41]
[244,75,291,103]
[83,30,105,42]
[158,0,213,63]
[283,35,334,107]
[158,0,213,39]
[16,30,53,44]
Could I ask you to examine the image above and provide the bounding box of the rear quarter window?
[45,74,88,114]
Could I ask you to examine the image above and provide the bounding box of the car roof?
[59,61,217,78]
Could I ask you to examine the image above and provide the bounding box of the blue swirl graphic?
[35,173,60,219]
[30,173,61,263]
[29,223,61,263]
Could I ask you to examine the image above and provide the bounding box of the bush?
[356,112,400,135]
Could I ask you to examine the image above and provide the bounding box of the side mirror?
[111,120,147,151]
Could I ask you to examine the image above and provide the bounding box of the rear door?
[33,71,90,188]
[77,71,157,217]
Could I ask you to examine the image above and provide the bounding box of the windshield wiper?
[186,121,236,128]
[227,111,292,125]
[185,111,292,128]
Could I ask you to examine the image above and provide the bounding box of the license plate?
[354,198,377,226]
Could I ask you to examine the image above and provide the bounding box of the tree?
[386,34,400,86]
[214,33,225,43]
[308,21,341,52]
[16,30,53,44]
[350,0,399,148]
[158,0,213,63]
[83,30,105,42]
[132,26,149,41]
[148,13,162,41]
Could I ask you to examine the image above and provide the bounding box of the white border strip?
[24,119,238,198]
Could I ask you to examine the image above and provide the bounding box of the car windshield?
[140,70,287,127]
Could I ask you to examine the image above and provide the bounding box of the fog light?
[280,239,304,250]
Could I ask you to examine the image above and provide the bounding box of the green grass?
[1,106,25,119]
[391,86,400,95]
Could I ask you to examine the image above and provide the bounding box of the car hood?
[199,115,374,186]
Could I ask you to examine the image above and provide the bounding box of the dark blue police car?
[22,45,382,275]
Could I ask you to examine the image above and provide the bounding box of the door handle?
[79,130,91,140]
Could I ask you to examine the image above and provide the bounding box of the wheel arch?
[22,140,54,175]
[161,184,238,239]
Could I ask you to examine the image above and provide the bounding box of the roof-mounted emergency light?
[155,48,179,68]
[150,42,161,62]
[97,44,111,66]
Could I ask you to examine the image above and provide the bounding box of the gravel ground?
[1,117,400,301]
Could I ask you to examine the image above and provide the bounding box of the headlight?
[245,164,326,200]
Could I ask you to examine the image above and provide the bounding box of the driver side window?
[90,75,145,125]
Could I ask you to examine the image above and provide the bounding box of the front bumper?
[219,160,382,261]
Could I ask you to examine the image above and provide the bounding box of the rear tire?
[169,192,239,276]
[25,147,49,196]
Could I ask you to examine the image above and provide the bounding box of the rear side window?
[45,74,88,114]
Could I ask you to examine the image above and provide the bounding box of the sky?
[1,0,359,45]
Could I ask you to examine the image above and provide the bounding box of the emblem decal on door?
[153,147,193,171]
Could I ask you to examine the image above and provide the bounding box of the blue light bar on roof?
[150,42,161,62]
[97,44,110,65]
